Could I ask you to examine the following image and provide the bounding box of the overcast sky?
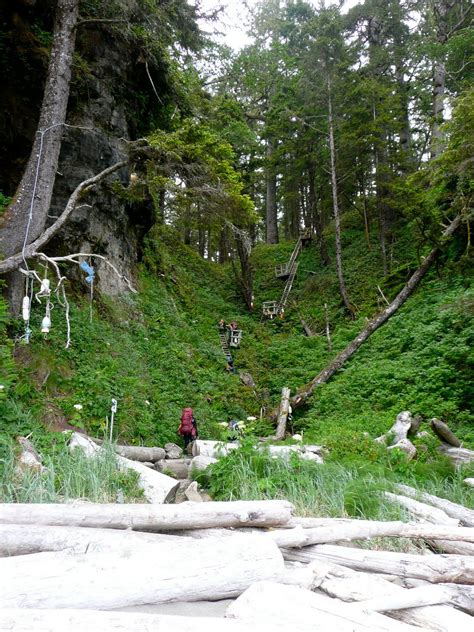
[196,1,361,50]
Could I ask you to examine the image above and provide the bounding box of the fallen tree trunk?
[283,544,474,584]
[156,459,191,478]
[275,387,291,441]
[309,560,472,631]
[0,535,283,609]
[69,433,178,504]
[227,581,419,631]
[0,500,294,531]
[439,445,474,467]
[465,478,474,488]
[387,576,474,616]
[384,492,474,554]
[0,609,311,632]
[0,524,181,557]
[115,445,166,462]
[355,584,454,612]
[271,215,462,416]
[269,521,474,548]
[190,455,218,472]
[192,440,239,458]
[430,418,462,447]
[395,484,474,527]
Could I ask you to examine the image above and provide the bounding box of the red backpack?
[179,408,195,436]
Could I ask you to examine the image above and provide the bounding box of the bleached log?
[0,524,183,557]
[464,478,474,488]
[384,492,474,554]
[226,581,419,631]
[0,535,283,609]
[0,609,315,632]
[309,561,472,631]
[430,418,462,447]
[275,387,291,441]
[390,577,474,615]
[114,445,166,462]
[375,412,414,445]
[156,459,191,478]
[190,455,218,471]
[439,445,474,467]
[355,584,454,612]
[0,500,294,531]
[283,544,474,584]
[268,521,474,548]
[192,440,239,458]
[386,439,416,460]
[384,492,459,525]
[69,432,179,504]
[15,437,46,474]
[396,484,474,527]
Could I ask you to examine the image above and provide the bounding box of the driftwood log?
[395,484,474,527]
[375,412,414,445]
[69,433,179,504]
[15,437,46,474]
[309,560,472,631]
[275,387,291,440]
[268,521,474,548]
[190,455,218,472]
[464,478,474,488]
[156,459,191,479]
[283,544,474,584]
[439,445,474,467]
[0,609,312,632]
[227,581,420,631]
[430,419,462,447]
[192,440,239,458]
[0,500,294,531]
[0,524,181,557]
[0,535,284,609]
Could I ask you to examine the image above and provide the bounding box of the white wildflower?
[73,404,83,411]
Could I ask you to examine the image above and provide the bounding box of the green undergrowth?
[0,440,144,503]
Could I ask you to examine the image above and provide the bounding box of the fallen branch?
[395,484,474,527]
[0,161,127,275]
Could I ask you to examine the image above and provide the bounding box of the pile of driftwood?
[375,412,474,477]
[0,492,473,631]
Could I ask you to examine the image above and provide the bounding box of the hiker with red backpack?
[178,407,198,450]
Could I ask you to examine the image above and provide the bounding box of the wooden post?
[275,387,291,440]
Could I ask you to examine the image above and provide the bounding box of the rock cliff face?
[0,2,155,293]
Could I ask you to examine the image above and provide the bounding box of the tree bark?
[0,500,294,531]
[283,544,474,584]
[281,215,462,414]
[308,162,330,266]
[0,0,80,259]
[327,78,353,316]
[265,137,279,244]
[0,536,284,609]
[275,387,291,440]
[227,581,419,632]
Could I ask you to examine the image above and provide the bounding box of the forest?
[0,0,473,626]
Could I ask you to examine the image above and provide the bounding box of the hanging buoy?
[80,260,95,284]
[22,296,30,322]
[39,278,50,295]
[41,315,51,334]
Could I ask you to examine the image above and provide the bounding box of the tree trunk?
[395,484,474,527]
[227,581,419,632]
[0,0,80,259]
[0,536,284,609]
[0,500,294,531]
[283,215,461,414]
[283,544,474,584]
[0,523,180,557]
[308,162,330,266]
[327,78,352,316]
[311,560,472,631]
[275,387,291,440]
[430,418,462,447]
[265,137,278,244]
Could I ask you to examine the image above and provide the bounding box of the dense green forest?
[0,0,472,512]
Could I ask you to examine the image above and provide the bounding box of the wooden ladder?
[218,329,232,362]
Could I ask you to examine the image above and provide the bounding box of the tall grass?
[0,442,144,503]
